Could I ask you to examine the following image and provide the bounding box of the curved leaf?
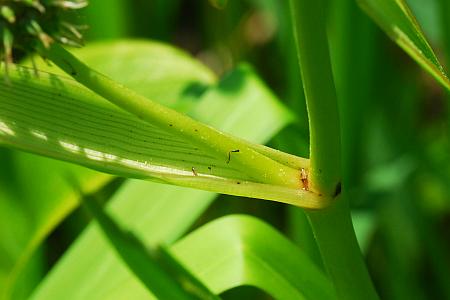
[357,0,450,90]
[171,215,337,300]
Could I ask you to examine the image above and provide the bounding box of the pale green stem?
[308,198,379,300]
[43,43,301,188]
[288,0,340,196]
[288,0,379,299]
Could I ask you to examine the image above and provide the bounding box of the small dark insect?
[191,167,198,176]
[300,168,308,191]
[207,166,212,171]
[226,149,240,164]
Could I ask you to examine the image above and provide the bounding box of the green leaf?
[0,42,320,208]
[171,215,337,300]
[0,153,112,299]
[357,0,450,90]
[30,40,294,300]
[31,40,217,111]
[31,180,217,300]
[75,184,219,300]
[0,40,219,299]
[44,43,303,193]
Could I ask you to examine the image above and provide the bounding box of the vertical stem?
[288,0,340,195]
[288,0,379,299]
[308,198,379,300]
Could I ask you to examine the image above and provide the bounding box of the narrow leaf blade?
[358,0,450,90]
[31,180,217,300]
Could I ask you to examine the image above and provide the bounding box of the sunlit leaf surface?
[171,215,337,300]
[78,186,219,300]
[0,40,220,298]
[0,152,112,299]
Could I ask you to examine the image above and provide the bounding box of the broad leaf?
[357,0,450,90]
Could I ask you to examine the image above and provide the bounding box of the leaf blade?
[357,0,450,90]
[75,183,219,300]
[29,39,299,300]
[171,215,337,300]
[0,40,223,298]
[0,63,320,207]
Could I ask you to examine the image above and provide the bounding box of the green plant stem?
[288,0,379,299]
[42,43,301,188]
[288,0,340,196]
[308,198,378,300]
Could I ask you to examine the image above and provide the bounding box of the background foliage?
[1,0,449,299]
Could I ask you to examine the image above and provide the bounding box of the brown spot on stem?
[301,168,309,190]
[191,167,198,176]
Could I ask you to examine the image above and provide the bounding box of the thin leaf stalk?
[42,43,302,189]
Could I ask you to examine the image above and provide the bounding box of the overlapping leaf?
[0,152,112,299]
[77,184,219,300]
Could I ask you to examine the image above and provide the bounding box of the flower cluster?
[0,0,87,76]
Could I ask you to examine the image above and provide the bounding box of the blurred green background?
[1,0,450,299]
